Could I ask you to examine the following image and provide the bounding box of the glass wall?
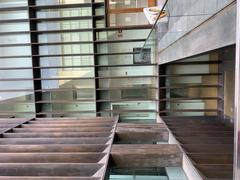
[96,28,158,122]
[35,0,97,117]
[0,0,35,118]
[0,0,158,120]
[162,54,220,116]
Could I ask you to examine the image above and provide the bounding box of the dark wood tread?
[168,60,221,65]
[160,73,222,77]
[0,152,105,163]
[0,144,108,153]
[0,163,103,176]
[3,132,111,138]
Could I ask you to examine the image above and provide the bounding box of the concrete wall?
[157,0,236,64]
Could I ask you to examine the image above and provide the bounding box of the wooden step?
[170,126,232,131]
[29,120,114,125]
[0,119,29,124]
[164,118,220,122]
[21,123,114,128]
[0,137,110,145]
[173,131,233,137]
[189,153,233,165]
[168,125,232,131]
[177,137,233,144]
[13,127,113,132]
[196,164,233,179]
[0,118,31,134]
[0,153,105,163]
[0,163,103,176]
[35,117,113,121]
[160,109,221,113]
[160,97,221,102]
[183,144,233,154]
[168,60,221,65]
[0,128,8,133]
[3,132,111,138]
[0,144,107,153]
[166,121,232,128]
[0,125,24,128]
[30,120,113,124]
[160,73,222,77]
[166,123,230,127]
[166,122,227,127]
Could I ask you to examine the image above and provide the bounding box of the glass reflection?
[41,67,95,78]
[0,11,28,20]
[0,22,29,32]
[0,0,27,7]
[0,34,30,44]
[38,32,93,43]
[98,66,157,77]
[39,44,93,55]
[99,77,157,88]
[40,56,94,67]
[37,7,92,18]
[36,0,92,5]
[41,79,95,90]
[97,42,145,53]
[37,20,92,31]
[0,46,31,56]
[96,29,151,41]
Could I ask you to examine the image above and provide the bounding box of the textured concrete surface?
[158,1,236,64]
